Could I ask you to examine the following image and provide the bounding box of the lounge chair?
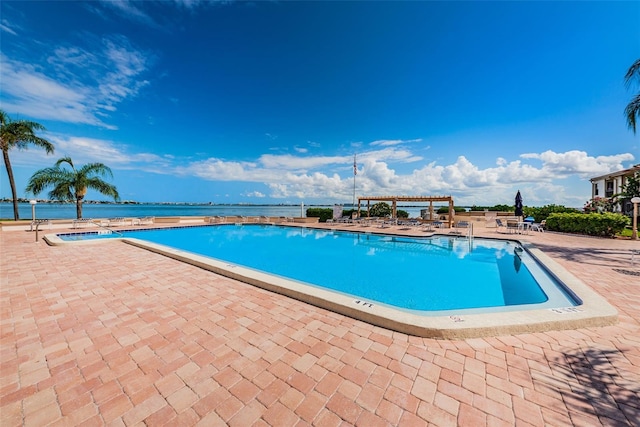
[336,216,351,224]
[421,222,434,232]
[530,219,546,232]
[73,218,95,229]
[450,220,470,235]
[495,218,507,233]
[137,216,155,225]
[506,219,520,234]
[107,217,126,227]
[397,219,412,230]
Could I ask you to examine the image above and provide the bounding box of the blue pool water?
[58,224,577,312]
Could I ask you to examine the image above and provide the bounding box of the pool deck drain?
[2,223,639,426]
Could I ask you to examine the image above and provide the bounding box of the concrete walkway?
[1,224,639,426]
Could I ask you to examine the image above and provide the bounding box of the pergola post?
[355,195,454,223]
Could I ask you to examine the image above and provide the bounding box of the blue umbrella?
[515,190,523,218]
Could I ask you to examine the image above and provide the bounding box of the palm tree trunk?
[2,148,19,220]
[76,197,83,219]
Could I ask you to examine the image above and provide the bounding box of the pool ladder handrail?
[93,220,125,237]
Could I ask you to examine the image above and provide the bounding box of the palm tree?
[1,110,54,220]
[26,157,120,219]
[625,58,640,133]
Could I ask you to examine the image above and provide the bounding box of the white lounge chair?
[530,219,546,232]
[506,219,520,234]
[450,220,469,235]
[73,218,95,229]
[137,216,154,225]
[107,217,126,227]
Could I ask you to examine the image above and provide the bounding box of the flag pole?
[353,154,357,216]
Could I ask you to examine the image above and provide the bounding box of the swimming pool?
[58,224,576,312]
[49,224,617,338]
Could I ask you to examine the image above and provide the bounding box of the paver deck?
[1,223,639,426]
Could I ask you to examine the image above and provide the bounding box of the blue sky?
[1,1,638,207]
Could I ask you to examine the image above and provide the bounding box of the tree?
[26,157,120,219]
[0,110,54,220]
[625,58,640,133]
[369,202,392,218]
[620,171,640,200]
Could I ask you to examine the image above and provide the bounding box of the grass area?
[618,228,633,238]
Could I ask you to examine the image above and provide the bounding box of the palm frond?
[26,156,119,204]
[0,110,9,127]
[55,157,75,169]
[81,162,114,179]
[86,176,120,201]
[624,58,640,88]
[624,93,640,134]
[49,182,75,201]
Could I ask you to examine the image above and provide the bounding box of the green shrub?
[342,209,368,218]
[545,212,630,237]
[370,202,392,217]
[397,209,409,218]
[306,208,333,222]
[437,206,466,214]
[469,204,511,211]
[523,205,580,222]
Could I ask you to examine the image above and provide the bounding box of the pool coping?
[43,226,618,339]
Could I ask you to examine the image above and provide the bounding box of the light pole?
[632,197,640,240]
[29,200,38,231]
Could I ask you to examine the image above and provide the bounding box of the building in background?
[590,164,640,215]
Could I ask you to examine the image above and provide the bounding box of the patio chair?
[450,220,469,235]
[107,217,126,227]
[73,218,94,229]
[495,218,507,232]
[506,219,520,234]
[530,219,546,232]
[138,216,155,225]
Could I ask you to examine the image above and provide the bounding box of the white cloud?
[359,147,423,164]
[258,154,347,171]
[1,19,18,35]
[96,0,158,27]
[6,134,172,175]
[0,36,150,129]
[175,147,634,204]
[0,55,108,127]
[369,138,422,147]
[370,139,404,147]
[244,191,266,198]
[521,150,635,178]
[6,131,635,207]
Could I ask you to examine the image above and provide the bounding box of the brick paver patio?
[1,224,639,426]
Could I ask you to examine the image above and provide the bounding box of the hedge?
[545,212,630,237]
[306,208,333,222]
[523,205,579,222]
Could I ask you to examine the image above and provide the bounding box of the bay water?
[1,202,428,220]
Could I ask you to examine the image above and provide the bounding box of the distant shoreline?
[0,200,332,207]
[0,200,453,208]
